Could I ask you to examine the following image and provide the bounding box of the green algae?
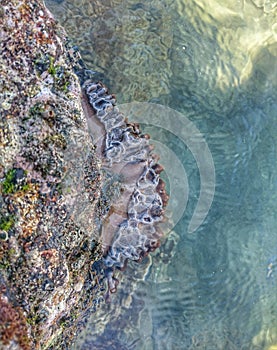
[2,169,16,194]
[48,56,57,76]
[28,103,46,117]
[2,168,30,195]
[0,216,15,232]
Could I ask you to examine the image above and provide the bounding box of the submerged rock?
[82,81,168,297]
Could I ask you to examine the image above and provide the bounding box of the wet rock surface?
[0,1,106,348]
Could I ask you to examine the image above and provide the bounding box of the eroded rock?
[0,1,105,348]
[0,0,169,348]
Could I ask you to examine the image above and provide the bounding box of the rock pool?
[46,0,277,348]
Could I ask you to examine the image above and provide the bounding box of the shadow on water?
[45,0,277,348]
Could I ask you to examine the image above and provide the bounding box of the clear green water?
[46,0,277,348]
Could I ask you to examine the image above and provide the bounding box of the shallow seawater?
[46,0,277,349]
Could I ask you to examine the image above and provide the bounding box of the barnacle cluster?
[0,289,31,350]
[83,81,168,292]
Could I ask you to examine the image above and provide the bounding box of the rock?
[0,1,169,348]
[0,0,105,348]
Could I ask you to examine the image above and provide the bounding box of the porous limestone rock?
[0,1,105,348]
[0,1,169,348]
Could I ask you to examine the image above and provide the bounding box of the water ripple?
[46,0,277,348]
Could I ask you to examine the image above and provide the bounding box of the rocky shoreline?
[0,1,167,348]
[0,1,105,348]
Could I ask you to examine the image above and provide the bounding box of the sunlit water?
[46,0,277,349]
